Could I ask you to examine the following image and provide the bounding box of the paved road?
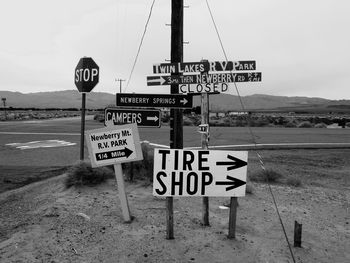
[1,117,350,167]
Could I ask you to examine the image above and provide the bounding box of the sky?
[0,0,349,100]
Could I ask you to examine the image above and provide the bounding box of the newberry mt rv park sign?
[116,93,193,109]
[74,57,99,93]
[153,149,247,197]
[85,123,143,167]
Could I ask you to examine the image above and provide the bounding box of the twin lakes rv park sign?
[147,60,262,94]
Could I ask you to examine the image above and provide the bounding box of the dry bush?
[314,123,327,128]
[297,121,313,128]
[286,177,302,187]
[249,169,283,183]
[65,161,114,188]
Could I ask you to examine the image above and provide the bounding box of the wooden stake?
[228,197,238,239]
[294,220,302,247]
[113,164,131,222]
[166,197,174,239]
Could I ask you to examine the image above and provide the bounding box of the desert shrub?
[297,121,313,128]
[286,177,302,187]
[65,161,114,188]
[93,113,104,122]
[183,116,195,126]
[250,118,271,127]
[284,121,297,128]
[314,123,327,128]
[249,169,283,183]
[122,142,154,181]
[161,113,170,123]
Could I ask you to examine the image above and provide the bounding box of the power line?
[204,1,296,262]
[124,0,156,92]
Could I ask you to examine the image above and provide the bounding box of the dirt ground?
[0,171,349,263]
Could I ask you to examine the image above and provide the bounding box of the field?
[0,117,349,262]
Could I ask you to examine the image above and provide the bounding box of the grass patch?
[0,166,68,194]
[249,169,283,183]
[65,161,114,188]
[285,177,302,187]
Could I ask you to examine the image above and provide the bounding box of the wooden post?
[114,164,132,222]
[201,93,210,226]
[166,0,183,240]
[294,220,302,247]
[228,197,238,239]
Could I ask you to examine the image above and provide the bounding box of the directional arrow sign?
[147,72,262,86]
[105,107,161,128]
[116,93,193,109]
[85,123,143,167]
[153,60,256,74]
[95,147,133,161]
[215,176,246,191]
[216,155,247,170]
[153,149,248,197]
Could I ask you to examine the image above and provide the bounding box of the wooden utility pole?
[115,78,126,94]
[201,93,210,226]
[166,0,183,240]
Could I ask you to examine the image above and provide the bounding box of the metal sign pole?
[80,93,86,160]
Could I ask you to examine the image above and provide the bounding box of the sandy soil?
[0,173,349,263]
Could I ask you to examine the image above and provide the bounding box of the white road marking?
[6,140,77,150]
[0,132,79,136]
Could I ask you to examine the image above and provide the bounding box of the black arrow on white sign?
[95,147,133,161]
[216,155,247,171]
[215,175,246,191]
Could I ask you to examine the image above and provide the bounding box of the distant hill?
[0,90,349,112]
[0,90,115,109]
[197,94,350,112]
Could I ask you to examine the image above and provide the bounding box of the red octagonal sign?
[74,57,99,93]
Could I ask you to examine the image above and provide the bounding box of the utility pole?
[201,92,210,226]
[115,78,126,93]
[1,98,6,120]
[166,0,183,240]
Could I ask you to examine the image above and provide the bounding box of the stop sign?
[74,57,99,92]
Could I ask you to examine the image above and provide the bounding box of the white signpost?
[153,149,247,197]
[85,123,143,222]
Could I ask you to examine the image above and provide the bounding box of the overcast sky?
[0,0,349,100]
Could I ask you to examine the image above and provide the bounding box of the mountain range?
[0,90,349,112]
